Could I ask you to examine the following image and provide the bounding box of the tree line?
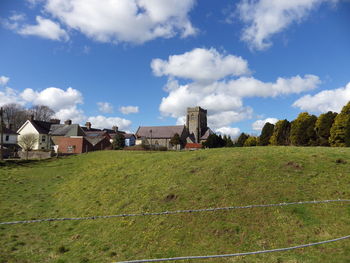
[204,101,350,148]
[1,103,56,130]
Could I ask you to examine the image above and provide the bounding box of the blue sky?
[0,0,350,137]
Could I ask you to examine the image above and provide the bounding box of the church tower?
[186,106,207,143]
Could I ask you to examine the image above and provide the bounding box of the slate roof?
[200,128,214,140]
[124,133,135,139]
[85,136,107,146]
[50,124,85,137]
[136,125,186,139]
[29,120,52,134]
[2,127,18,135]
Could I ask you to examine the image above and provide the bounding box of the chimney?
[50,119,61,124]
[7,123,13,130]
[29,115,34,121]
[64,120,72,125]
[85,122,92,130]
[112,126,118,133]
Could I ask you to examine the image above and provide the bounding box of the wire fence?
[1,199,349,225]
[113,234,350,263]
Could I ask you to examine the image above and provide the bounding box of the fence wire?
[113,234,350,263]
[1,199,349,225]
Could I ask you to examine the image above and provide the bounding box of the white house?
[17,117,54,150]
[2,127,18,146]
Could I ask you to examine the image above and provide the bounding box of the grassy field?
[0,147,350,263]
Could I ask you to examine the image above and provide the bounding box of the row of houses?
[1,116,136,157]
[1,106,212,158]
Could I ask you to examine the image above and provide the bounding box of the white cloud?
[252,117,278,131]
[42,0,196,44]
[237,0,338,50]
[0,88,25,107]
[151,48,250,83]
[0,76,10,86]
[215,127,241,138]
[17,16,69,41]
[97,102,114,113]
[55,106,85,123]
[293,82,350,113]
[120,105,139,114]
[20,87,83,111]
[87,115,132,130]
[155,48,321,129]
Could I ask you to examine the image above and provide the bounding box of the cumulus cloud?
[17,16,69,41]
[293,82,350,113]
[152,48,250,83]
[0,76,10,86]
[252,117,278,131]
[0,88,25,106]
[38,0,196,44]
[237,0,338,50]
[97,102,114,113]
[119,105,139,114]
[215,127,241,138]
[153,48,321,131]
[87,115,132,130]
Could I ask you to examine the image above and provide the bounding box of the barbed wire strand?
[1,199,349,225]
[113,234,350,263]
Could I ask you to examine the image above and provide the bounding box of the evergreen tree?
[290,112,317,146]
[315,111,337,146]
[269,120,291,146]
[225,136,234,147]
[329,101,350,147]
[112,133,125,150]
[203,134,225,148]
[169,133,183,147]
[244,136,258,147]
[258,122,275,146]
[236,133,249,147]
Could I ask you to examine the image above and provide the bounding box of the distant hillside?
[1,147,350,263]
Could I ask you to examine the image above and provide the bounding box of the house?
[85,130,112,151]
[136,107,213,149]
[136,125,188,149]
[1,126,19,158]
[55,136,94,154]
[124,133,136,147]
[17,116,55,150]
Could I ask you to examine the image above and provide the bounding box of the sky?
[0,0,350,137]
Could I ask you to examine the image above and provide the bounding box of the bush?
[244,136,258,146]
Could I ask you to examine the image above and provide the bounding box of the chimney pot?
[64,120,72,125]
[112,126,118,132]
[85,122,92,130]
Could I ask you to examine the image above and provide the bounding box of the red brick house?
[56,137,94,154]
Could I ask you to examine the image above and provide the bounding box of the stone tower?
[186,106,207,143]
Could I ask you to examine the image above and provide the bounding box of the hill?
[1,147,350,263]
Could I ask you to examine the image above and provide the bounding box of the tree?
[29,105,55,122]
[235,133,249,147]
[259,122,274,146]
[18,133,38,160]
[315,111,337,146]
[329,101,350,147]
[202,134,225,148]
[112,133,125,150]
[244,136,258,147]
[169,133,183,149]
[270,120,291,146]
[290,112,317,146]
[2,103,28,130]
[224,135,234,147]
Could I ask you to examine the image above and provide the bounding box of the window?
[5,135,9,141]
[67,145,75,153]
[42,136,46,142]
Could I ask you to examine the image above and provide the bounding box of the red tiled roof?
[185,143,203,149]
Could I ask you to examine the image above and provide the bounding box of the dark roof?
[136,125,186,139]
[50,124,85,136]
[85,136,108,146]
[2,127,18,135]
[81,127,101,132]
[30,120,52,134]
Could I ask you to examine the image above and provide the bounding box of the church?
[135,106,213,149]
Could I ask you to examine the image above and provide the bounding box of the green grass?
[0,147,350,263]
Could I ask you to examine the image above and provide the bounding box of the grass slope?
[0,147,350,263]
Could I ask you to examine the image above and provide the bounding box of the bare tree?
[2,103,28,131]
[29,105,55,122]
[18,133,38,160]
